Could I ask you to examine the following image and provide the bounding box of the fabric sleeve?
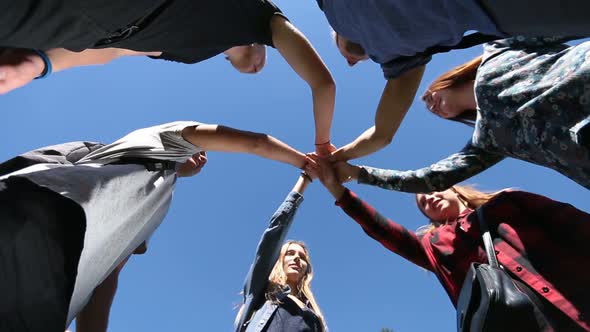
[380,53,432,80]
[487,36,573,49]
[149,46,226,64]
[158,121,203,152]
[481,36,571,64]
[336,189,432,270]
[246,2,289,48]
[237,191,304,330]
[358,142,505,193]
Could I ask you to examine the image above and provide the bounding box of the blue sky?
[2,1,589,331]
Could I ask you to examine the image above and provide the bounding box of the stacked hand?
[314,141,337,157]
[0,48,45,94]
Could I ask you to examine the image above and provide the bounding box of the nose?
[425,195,437,206]
[346,58,358,67]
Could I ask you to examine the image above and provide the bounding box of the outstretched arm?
[0,47,161,94]
[46,48,162,71]
[330,65,425,161]
[270,16,336,155]
[356,143,505,193]
[235,174,310,331]
[181,124,306,169]
[306,156,432,270]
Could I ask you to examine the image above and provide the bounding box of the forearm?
[358,145,504,192]
[336,189,432,269]
[292,174,312,194]
[333,126,388,161]
[311,80,336,145]
[182,125,306,169]
[271,15,335,145]
[332,66,424,161]
[251,135,306,169]
[45,48,161,72]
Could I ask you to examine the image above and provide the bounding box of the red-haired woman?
[335,37,590,192]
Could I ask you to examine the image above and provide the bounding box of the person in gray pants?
[0,120,314,332]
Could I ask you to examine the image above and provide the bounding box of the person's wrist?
[300,171,313,183]
[326,181,345,199]
[350,166,361,181]
[32,50,52,79]
[314,140,330,146]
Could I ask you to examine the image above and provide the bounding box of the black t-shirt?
[106,0,287,64]
[1,0,284,61]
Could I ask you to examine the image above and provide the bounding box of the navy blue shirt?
[316,0,503,79]
[262,296,322,332]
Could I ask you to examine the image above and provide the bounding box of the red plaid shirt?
[336,189,590,331]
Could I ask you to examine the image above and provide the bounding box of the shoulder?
[156,121,203,133]
[481,36,569,66]
[485,189,549,207]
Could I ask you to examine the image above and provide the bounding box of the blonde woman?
[307,156,590,331]
[235,174,327,332]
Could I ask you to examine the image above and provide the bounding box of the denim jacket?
[243,287,290,332]
[234,191,304,332]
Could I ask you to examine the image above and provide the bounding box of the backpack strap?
[476,207,500,268]
[111,157,178,171]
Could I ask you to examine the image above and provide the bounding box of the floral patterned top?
[359,37,590,192]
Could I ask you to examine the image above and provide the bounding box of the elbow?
[374,132,393,148]
[311,72,336,95]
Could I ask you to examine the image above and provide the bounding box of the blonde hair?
[416,185,504,235]
[267,241,326,329]
[422,56,483,125]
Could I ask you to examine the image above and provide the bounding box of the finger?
[304,160,320,172]
[308,154,320,162]
[305,155,318,166]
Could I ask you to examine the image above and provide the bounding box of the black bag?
[456,209,545,331]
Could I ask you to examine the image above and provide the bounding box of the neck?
[458,203,469,215]
[287,281,299,296]
[457,80,477,111]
